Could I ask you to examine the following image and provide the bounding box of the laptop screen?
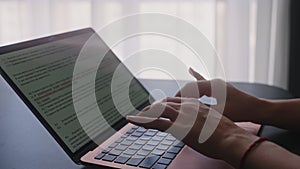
[0,28,151,154]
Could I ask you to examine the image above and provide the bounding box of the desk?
[0,77,293,169]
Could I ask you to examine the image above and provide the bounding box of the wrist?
[258,99,295,128]
[249,98,274,124]
[220,128,259,168]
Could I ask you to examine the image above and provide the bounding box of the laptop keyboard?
[94,126,185,169]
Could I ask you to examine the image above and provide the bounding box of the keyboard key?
[157,158,172,165]
[124,149,137,155]
[135,139,147,145]
[120,140,133,146]
[152,136,164,141]
[142,145,155,151]
[122,132,131,137]
[115,137,124,143]
[148,129,158,133]
[132,132,143,137]
[162,152,176,159]
[94,153,105,160]
[139,155,160,168]
[156,145,169,150]
[126,155,144,166]
[115,145,127,151]
[126,128,135,134]
[144,131,156,137]
[165,135,176,141]
[129,144,143,150]
[114,156,130,164]
[147,140,160,146]
[173,140,185,148]
[108,142,118,148]
[102,154,117,162]
[109,149,122,156]
[101,147,112,154]
[153,163,167,169]
[140,136,151,141]
[136,127,147,133]
[132,126,139,129]
[137,149,150,156]
[126,136,138,141]
[161,140,173,146]
[157,132,168,137]
[168,147,181,154]
[151,149,165,156]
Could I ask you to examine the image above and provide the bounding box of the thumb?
[189,67,206,80]
[176,80,212,97]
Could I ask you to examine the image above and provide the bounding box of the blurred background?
[1,0,298,94]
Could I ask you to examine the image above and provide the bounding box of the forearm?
[252,99,300,131]
[222,130,300,169]
[243,141,300,169]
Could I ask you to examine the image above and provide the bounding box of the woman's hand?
[176,68,271,122]
[127,98,258,167]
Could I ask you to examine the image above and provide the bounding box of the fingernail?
[189,67,195,74]
[126,115,136,121]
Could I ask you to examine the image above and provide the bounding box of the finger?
[141,105,151,112]
[126,116,173,131]
[161,97,182,103]
[175,91,182,97]
[175,80,212,97]
[138,103,179,122]
[163,102,181,110]
[161,97,200,104]
[189,67,206,80]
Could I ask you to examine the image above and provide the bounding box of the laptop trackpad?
[168,147,233,169]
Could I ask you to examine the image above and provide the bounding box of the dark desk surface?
[0,77,293,169]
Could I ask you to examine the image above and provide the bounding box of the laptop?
[0,28,228,169]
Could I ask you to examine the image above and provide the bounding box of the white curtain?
[0,0,290,89]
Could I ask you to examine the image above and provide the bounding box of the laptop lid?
[0,28,153,163]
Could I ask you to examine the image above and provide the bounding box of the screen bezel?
[0,28,153,163]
